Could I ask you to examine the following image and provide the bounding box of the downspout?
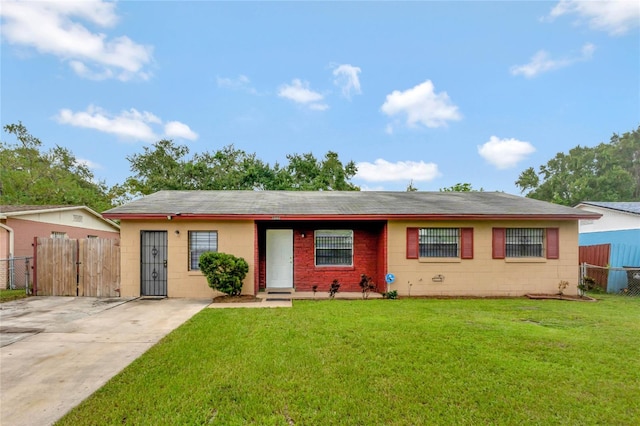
[0,222,14,258]
[0,222,15,290]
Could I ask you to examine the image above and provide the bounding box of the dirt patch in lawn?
[212,295,262,303]
[526,294,597,302]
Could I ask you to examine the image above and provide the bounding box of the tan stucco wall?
[387,220,579,297]
[119,220,255,298]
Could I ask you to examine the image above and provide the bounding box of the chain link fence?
[580,263,640,296]
[0,257,33,293]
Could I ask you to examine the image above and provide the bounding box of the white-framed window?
[419,228,459,257]
[506,228,544,257]
[188,231,218,270]
[315,230,353,266]
[51,231,67,239]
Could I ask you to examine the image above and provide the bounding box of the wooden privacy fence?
[34,237,120,297]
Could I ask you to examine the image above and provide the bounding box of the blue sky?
[2,1,639,194]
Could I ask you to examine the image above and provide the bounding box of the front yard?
[58,296,639,425]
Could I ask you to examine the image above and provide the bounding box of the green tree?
[1,123,113,212]
[189,145,276,190]
[119,139,192,197]
[120,140,360,196]
[515,127,640,205]
[439,183,482,192]
[278,151,359,191]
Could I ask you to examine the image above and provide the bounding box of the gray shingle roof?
[579,202,640,216]
[103,191,598,219]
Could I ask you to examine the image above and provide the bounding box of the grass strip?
[0,289,29,303]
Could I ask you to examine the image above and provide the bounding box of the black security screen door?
[140,231,168,296]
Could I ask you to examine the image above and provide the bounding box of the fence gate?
[140,231,167,296]
[34,238,120,296]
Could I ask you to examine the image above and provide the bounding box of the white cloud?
[216,74,258,94]
[332,64,362,99]
[478,136,536,169]
[308,103,329,111]
[356,159,440,182]
[381,80,462,129]
[278,79,323,103]
[278,79,328,110]
[55,105,198,142]
[76,158,102,170]
[164,121,199,141]
[510,43,596,78]
[546,0,640,35]
[359,184,387,191]
[0,0,153,81]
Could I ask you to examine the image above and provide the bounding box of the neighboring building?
[0,205,120,259]
[0,205,120,290]
[575,202,640,292]
[103,191,598,298]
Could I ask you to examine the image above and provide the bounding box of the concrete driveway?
[0,296,211,426]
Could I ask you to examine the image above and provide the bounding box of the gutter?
[102,212,603,221]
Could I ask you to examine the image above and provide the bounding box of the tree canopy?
[1,123,113,212]
[515,127,640,206]
[2,124,360,210]
[116,139,359,199]
[439,183,483,192]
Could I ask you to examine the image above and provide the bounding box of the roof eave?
[5,206,120,230]
[576,203,640,217]
[102,212,602,221]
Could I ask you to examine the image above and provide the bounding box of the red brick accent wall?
[294,227,382,292]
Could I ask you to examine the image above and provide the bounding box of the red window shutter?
[546,228,559,259]
[460,228,474,259]
[492,228,505,259]
[406,227,419,259]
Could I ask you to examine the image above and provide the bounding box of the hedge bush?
[199,252,249,296]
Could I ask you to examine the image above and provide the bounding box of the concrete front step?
[262,288,295,301]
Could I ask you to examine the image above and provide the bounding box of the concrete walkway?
[0,297,211,426]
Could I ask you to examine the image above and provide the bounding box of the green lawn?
[0,289,29,303]
[58,296,639,425]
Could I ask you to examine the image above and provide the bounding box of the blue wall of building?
[579,229,640,292]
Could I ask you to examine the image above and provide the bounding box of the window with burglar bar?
[188,231,218,270]
[315,230,353,266]
[506,228,543,257]
[419,228,459,257]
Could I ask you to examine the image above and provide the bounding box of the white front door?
[266,229,293,288]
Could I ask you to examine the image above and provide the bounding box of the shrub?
[199,252,249,296]
[359,274,375,299]
[385,290,398,300]
[558,280,569,295]
[579,276,605,294]
[329,279,340,299]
